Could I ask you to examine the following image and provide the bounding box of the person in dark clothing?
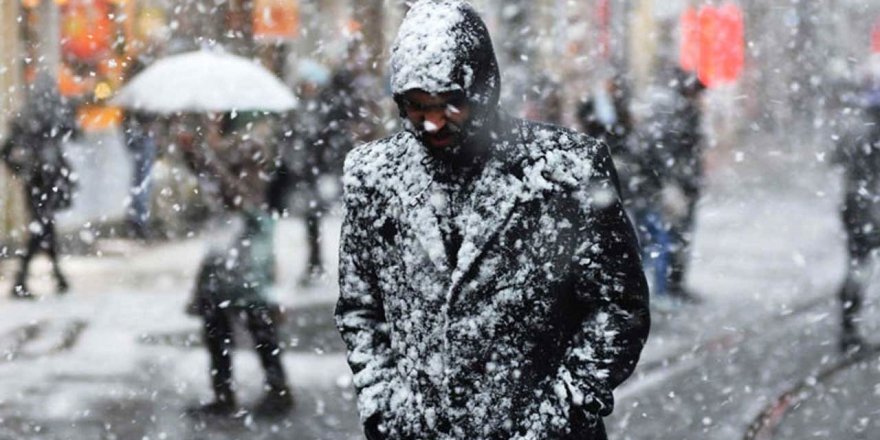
[182,120,293,418]
[577,76,633,155]
[1,74,77,299]
[335,2,650,439]
[578,77,673,299]
[831,86,880,354]
[121,110,157,240]
[271,60,375,286]
[641,68,707,303]
[269,71,331,286]
[317,67,366,178]
[121,55,157,240]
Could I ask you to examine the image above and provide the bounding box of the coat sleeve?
[562,141,651,415]
[334,164,397,429]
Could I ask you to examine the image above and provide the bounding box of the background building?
[1,0,27,248]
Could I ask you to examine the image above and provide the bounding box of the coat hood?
[390,0,501,120]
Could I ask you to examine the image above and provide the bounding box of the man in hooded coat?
[335,1,650,439]
[2,73,77,299]
[831,85,880,354]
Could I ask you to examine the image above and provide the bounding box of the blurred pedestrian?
[641,68,707,304]
[335,2,649,439]
[577,76,642,202]
[317,64,368,179]
[121,54,158,241]
[523,74,563,124]
[268,59,332,286]
[578,76,671,299]
[830,84,880,354]
[1,73,77,299]
[274,55,376,286]
[182,119,293,418]
[577,75,633,157]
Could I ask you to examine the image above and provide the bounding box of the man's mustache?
[419,121,462,137]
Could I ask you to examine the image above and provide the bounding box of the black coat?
[833,109,880,259]
[2,115,76,218]
[336,116,649,440]
[641,90,704,200]
[337,3,648,438]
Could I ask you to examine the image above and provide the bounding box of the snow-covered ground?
[0,216,362,440]
[1,146,879,439]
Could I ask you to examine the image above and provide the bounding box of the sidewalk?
[607,148,880,439]
[0,215,361,440]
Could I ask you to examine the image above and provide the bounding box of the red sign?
[679,7,700,72]
[679,3,745,88]
[872,19,880,53]
[717,3,744,85]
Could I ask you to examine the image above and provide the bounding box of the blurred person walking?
[182,119,293,418]
[578,76,671,299]
[831,85,880,354]
[121,54,158,241]
[269,60,333,286]
[1,73,77,299]
[641,68,707,304]
[335,1,650,439]
[272,56,376,286]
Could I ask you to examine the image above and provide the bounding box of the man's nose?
[423,110,447,133]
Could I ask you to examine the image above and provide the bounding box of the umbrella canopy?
[111,50,297,113]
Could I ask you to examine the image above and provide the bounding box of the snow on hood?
[390,0,501,112]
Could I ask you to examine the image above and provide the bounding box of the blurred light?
[679,8,699,73]
[58,63,91,97]
[872,19,880,53]
[94,81,112,100]
[679,3,745,88]
[77,105,122,132]
[253,0,299,40]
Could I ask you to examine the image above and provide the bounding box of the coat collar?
[393,118,531,301]
[395,136,452,275]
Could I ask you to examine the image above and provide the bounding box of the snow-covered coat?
[336,2,648,438]
[337,117,649,440]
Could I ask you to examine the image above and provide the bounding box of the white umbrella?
[111,50,297,113]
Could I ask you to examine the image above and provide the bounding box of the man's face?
[401,89,472,150]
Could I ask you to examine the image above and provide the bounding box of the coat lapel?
[395,137,452,275]
[392,123,531,301]
[449,137,528,300]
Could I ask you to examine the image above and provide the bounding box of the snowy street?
[1,149,878,440]
[0,216,362,440]
[2,0,879,438]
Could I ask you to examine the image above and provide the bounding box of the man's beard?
[418,123,464,160]
[417,121,491,169]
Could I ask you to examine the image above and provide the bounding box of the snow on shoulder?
[519,125,602,197]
